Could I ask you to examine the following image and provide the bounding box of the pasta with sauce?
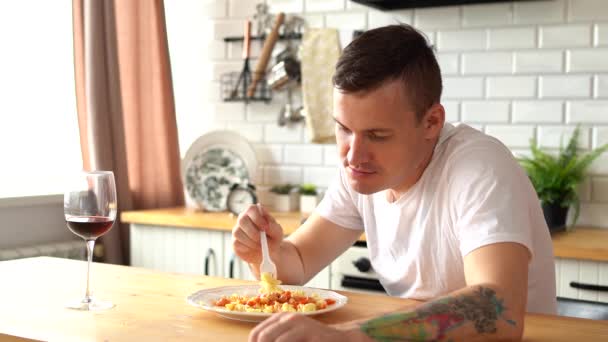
[213,272,336,313]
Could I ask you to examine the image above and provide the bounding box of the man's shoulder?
[441,124,515,169]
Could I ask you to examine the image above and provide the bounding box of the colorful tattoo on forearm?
[359,286,516,342]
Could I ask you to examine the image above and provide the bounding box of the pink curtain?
[72,0,184,265]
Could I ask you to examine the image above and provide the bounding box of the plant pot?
[541,202,569,234]
[271,192,299,212]
[300,194,318,214]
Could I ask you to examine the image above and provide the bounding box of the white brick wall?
[165,0,608,227]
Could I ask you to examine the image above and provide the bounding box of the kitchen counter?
[122,207,608,262]
[1,257,607,341]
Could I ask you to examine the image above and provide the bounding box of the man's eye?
[369,133,389,141]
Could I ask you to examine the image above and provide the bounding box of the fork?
[257,204,277,279]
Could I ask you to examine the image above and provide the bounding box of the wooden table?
[0,257,607,341]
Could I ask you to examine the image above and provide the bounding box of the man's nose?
[346,135,370,166]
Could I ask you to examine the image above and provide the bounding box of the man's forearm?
[353,285,523,342]
[248,240,306,284]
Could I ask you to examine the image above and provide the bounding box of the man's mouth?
[347,166,376,175]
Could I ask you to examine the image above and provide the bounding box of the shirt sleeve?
[449,142,535,259]
[315,167,364,230]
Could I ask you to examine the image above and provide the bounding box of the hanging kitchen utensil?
[277,87,304,126]
[229,20,252,101]
[247,12,285,98]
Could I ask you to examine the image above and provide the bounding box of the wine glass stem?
[84,239,95,303]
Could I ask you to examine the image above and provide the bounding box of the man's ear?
[423,103,445,139]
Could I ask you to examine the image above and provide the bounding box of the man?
[233,24,557,342]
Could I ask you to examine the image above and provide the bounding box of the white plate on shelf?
[181,131,257,211]
[186,285,348,322]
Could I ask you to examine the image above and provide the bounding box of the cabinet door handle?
[229,253,235,279]
[570,281,608,292]
[204,248,216,276]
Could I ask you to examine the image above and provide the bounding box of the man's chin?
[348,180,381,195]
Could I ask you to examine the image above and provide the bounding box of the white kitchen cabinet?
[222,232,256,281]
[130,224,224,277]
[555,257,608,303]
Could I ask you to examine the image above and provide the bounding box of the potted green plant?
[518,126,608,233]
[269,183,299,212]
[299,183,318,214]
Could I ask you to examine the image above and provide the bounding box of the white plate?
[186,285,348,322]
[181,131,258,211]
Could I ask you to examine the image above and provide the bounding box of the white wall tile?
[246,97,287,122]
[512,101,563,123]
[368,9,412,29]
[591,177,608,202]
[462,3,512,27]
[595,75,608,98]
[305,0,344,12]
[462,52,513,75]
[589,154,608,175]
[325,12,367,30]
[540,75,592,98]
[206,102,246,121]
[443,101,460,122]
[540,24,592,48]
[303,167,338,187]
[443,77,484,99]
[514,0,565,24]
[227,40,263,59]
[593,126,608,149]
[284,145,324,165]
[462,101,510,123]
[578,203,608,226]
[414,6,460,29]
[254,144,283,164]
[323,145,340,166]
[488,27,536,50]
[537,125,590,149]
[212,20,246,40]
[228,0,257,18]
[597,23,608,46]
[436,53,459,75]
[210,61,243,81]
[267,0,304,13]
[437,29,487,51]
[567,101,608,123]
[264,124,304,143]
[487,76,536,98]
[568,0,608,21]
[225,122,264,142]
[264,166,302,185]
[568,48,608,72]
[485,125,535,148]
[514,51,563,73]
[302,14,324,28]
[201,0,228,18]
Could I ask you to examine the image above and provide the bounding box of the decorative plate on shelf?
[182,131,257,211]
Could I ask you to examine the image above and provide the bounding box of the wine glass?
[64,170,117,311]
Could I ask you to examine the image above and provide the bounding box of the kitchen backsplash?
[165,0,608,227]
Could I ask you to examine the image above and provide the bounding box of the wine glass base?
[66,298,114,311]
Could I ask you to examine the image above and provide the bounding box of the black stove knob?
[353,257,372,273]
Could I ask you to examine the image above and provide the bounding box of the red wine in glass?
[66,216,114,240]
[64,170,117,311]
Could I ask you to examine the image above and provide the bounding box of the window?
[0,1,82,198]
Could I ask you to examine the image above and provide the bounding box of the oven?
[331,241,387,295]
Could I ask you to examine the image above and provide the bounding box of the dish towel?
[298,28,341,144]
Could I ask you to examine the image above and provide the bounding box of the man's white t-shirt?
[316,122,557,315]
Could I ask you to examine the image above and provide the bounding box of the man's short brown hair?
[332,24,442,122]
